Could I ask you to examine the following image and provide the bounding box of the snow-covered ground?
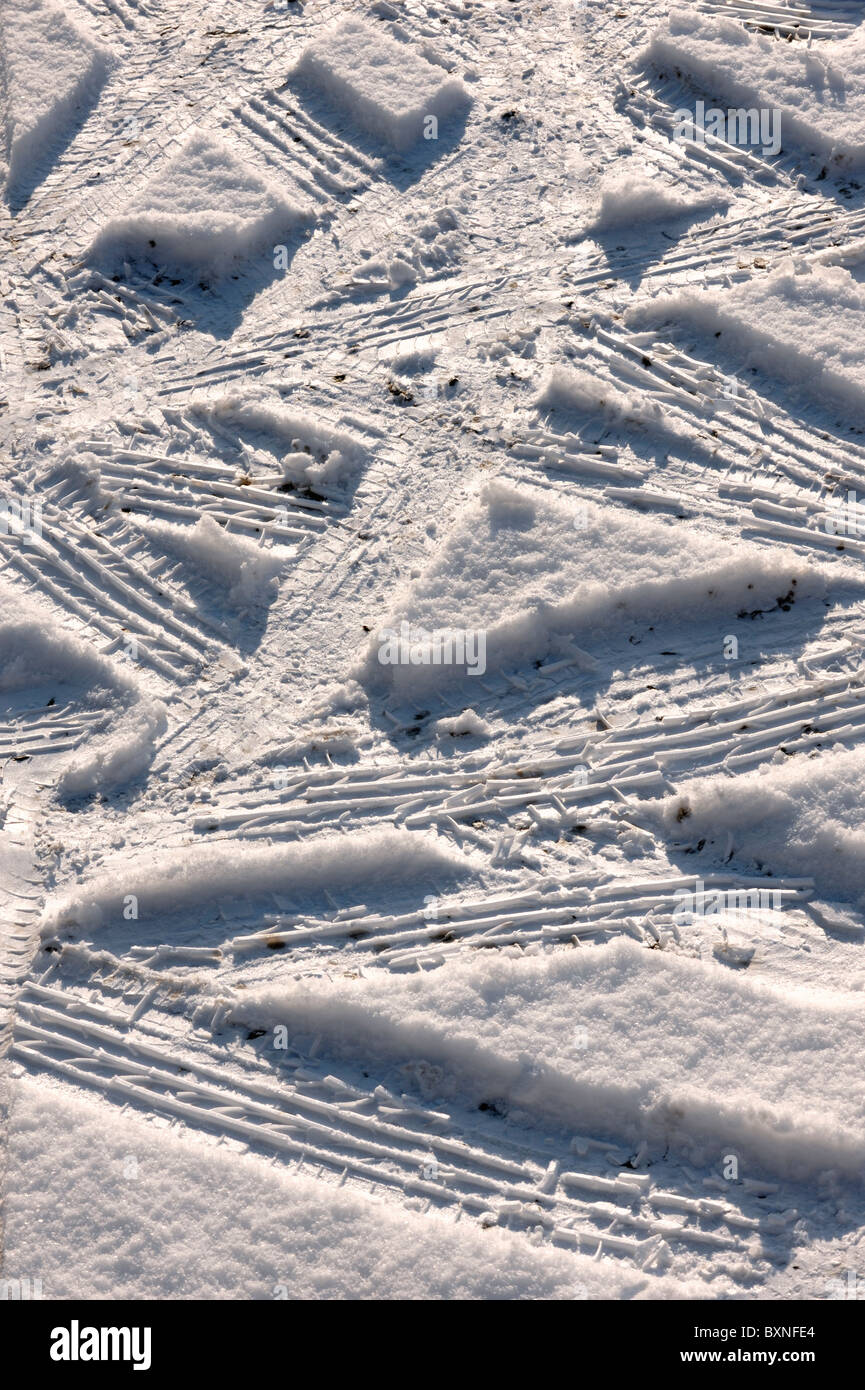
[3,0,865,1303]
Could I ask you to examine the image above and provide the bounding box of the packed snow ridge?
[238,937,865,1181]
[628,257,865,416]
[0,0,112,198]
[6,1076,698,1300]
[293,17,471,152]
[646,10,865,169]
[140,514,286,609]
[40,829,478,935]
[584,162,719,233]
[536,364,672,433]
[659,743,865,912]
[90,133,311,278]
[360,480,828,695]
[0,590,165,798]
[190,394,367,488]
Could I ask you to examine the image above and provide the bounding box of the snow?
[6,0,865,1309]
[536,364,669,430]
[627,257,865,416]
[657,743,865,911]
[342,207,464,296]
[40,828,478,936]
[0,594,134,695]
[89,133,311,277]
[434,708,492,739]
[56,698,167,800]
[0,0,113,197]
[359,479,827,695]
[646,10,865,169]
[0,588,164,796]
[584,163,718,233]
[4,1076,696,1300]
[240,935,865,1181]
[190,393,367,487]
[293,18,471,152]
[142,514,285,607]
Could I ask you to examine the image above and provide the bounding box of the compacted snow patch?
[658,743,865,911]
[628,258,865,416]
[536,364,670,430]
[239,937,865,1180]
[56,699,167,800]
[191,393,367,487]
[0,0,113,196]
[90,133,310,277]
[0,588,163,795]
[359,480,827,695]
[584,163,718,233]
[646,10,865,169]
[293,18,471,151]
[0,599,132,696]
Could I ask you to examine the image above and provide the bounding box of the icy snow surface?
[4,0,865,1305]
